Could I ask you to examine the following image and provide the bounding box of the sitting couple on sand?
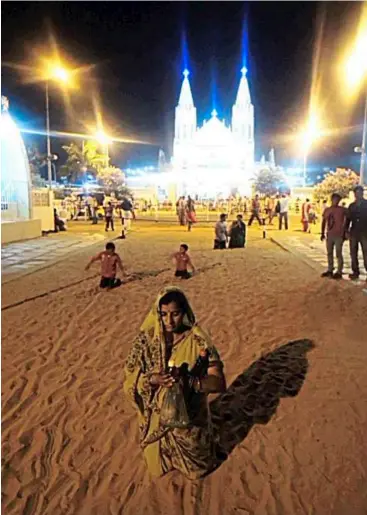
[214,213,246,249]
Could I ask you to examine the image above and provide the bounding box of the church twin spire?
[235,67,252,107]
[177,66,252,111]
[178,69,194,107]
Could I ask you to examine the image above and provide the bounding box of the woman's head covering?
[140,286,196,335]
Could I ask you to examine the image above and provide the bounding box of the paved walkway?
[1,232,107,283]
[271,232,367,285]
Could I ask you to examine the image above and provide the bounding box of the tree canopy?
[314,168,359,201]
[96,166,125,193]
[253,166,287,196]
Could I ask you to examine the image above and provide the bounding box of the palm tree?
[60,140,108,183]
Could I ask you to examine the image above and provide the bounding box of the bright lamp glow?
[45,61,71,84]
[94,130,112,145]
[51,66,70,83]
[301,112,322,153]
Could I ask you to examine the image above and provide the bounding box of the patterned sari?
[123,286,223,479]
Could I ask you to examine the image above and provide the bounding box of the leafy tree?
[314,168,359,201]
[96,166,126,193]
[60,140,108,183]
[27,145,47,187]
[253,166,286,196]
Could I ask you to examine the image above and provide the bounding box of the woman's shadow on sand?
[210,338,315,464]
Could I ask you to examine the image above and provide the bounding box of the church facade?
[171,67,255,198]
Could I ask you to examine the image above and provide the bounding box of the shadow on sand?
[210,338,315,463]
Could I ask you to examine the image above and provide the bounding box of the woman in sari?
[185,196,197,232]
[228,214,246,248]
[123,286,226,480]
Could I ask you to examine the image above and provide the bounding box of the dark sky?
[1,1,365,175]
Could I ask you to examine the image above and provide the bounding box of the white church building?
[171,67,255,198]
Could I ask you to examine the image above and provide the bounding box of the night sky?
[1,1,365,177]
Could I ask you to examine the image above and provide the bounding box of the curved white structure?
[1,96,42,244]
[1,97,32,221]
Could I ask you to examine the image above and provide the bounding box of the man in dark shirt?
[321,193,346,279]
[248,195,263,226]
[346,185,367,280]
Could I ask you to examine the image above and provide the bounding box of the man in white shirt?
[214,214,228,249]
[279,194,289,230]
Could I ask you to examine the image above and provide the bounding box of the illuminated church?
[172,67,255,198]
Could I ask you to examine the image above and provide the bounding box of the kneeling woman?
[124,287,226,479]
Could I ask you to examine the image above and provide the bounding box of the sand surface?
[2,224,367,515]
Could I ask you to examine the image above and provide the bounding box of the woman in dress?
[185,196,197,232]
[123,286,226,479]
[228,214,246,248]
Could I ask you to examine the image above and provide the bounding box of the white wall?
[32,189,54,231]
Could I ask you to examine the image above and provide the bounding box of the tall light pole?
[303,153,307,187]
[44,65,71,188]
[45,80,52,189]
[359,91,367,185]
[343,7,367,185]
[301,111,322,187]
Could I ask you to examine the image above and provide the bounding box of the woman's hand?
[149,373,175,388]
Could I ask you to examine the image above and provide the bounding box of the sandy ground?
[2,224,367,515]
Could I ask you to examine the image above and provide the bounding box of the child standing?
[85,242,125,289]
[172,244,195,279]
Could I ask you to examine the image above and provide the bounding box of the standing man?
[214,213,228,249]
[279,194,289,230]
[91,197,99,225]
[267,196,275,225]
[301,198,311,232]
[345,185,367,281]
[177,196,186,226]
[320,193,347,279]
[248,195,262,226]
[104,202,114,232]
[121,196,133,232]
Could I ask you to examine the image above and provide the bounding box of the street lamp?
[94,130,112,166]
[45,64,71,188]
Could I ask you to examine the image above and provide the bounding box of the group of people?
[320,185,367,281]
[103,197,135,233]
[246,194,290,230]
[214,213,246,249]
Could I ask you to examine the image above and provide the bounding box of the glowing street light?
[94,130,112,146]
[49,65,70,84]
[94,130,112,165]
[44,62,73,188]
